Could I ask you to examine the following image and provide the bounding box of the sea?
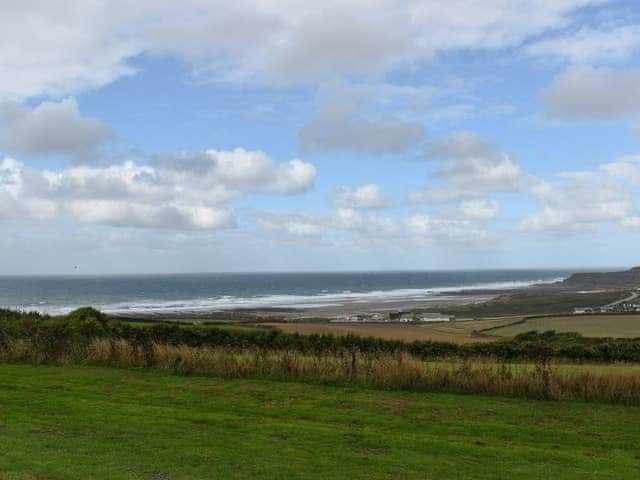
[0,269,580,315]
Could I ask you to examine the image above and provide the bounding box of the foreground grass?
[5,337,640,403]
[1,364,640,479]
[490,314,640,338]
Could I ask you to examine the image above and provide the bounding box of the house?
[398,313,415,323]
[573,307,593,314]
[416,313,455,322]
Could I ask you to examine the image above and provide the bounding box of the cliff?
[557,267,640,290]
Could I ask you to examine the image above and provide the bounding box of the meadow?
[2,363,640,480]
[265,318,516,344]
[2,307,640,478]
[488,314,640,338]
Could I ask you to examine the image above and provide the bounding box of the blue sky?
[1,0,640,274]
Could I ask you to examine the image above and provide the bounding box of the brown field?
[488,314,640,338]
[266,317,520,344]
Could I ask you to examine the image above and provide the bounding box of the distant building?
[390,312,455,323]
[573,307,593,314]
[417,313,455,322]
[398,313,415,323]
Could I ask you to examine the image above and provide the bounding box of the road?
[603,289,640,309]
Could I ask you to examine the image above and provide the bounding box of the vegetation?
[487,314,640,338]
[2,363,640,480]
[2,308,640,403]
[3,336,640,403]
[266,318,510,343]
[4,307,640,364]
[424,289,631,317]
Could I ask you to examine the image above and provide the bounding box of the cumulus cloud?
[256,211,325,238]
[409,132,530,204]
[458,199,500,222]
[0,158,57,219]
[331,184,388,210]
[69,201,235,230]
[527,25,640,63]
[152,148,315,194]
[0,1,605,99]
[255,205,494,245]
[0,98,112,157]
[543,66,640,120]
[1,148,316,230]
[519,156,640,234]
[406,213,490,243]
[298,84,426,155]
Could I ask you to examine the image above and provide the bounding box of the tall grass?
[2,337,640,404]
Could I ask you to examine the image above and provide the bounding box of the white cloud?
[1,147,316,230]
[69,201,234,230]
[543,66,640,120]
[0,98,112,157]
[409,132,530,204]
[255,205,493,245]
[0,157,57,219]
[406,213,490,243]
[527,25,640,63]
[334,208,398,237]
[0,0,606,99]
[458,199,500,222]
[256,211,325,238]
[151,149,315,194]
[331,184,388,210]
[518,157,640,234]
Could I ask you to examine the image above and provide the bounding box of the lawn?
[488,314,640,338]
[1,363,640,479]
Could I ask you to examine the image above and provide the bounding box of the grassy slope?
[489,314,640,338]
[1,364,640,479]
[426,290,630,318]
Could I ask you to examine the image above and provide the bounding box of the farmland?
[267,317,519,344]
[487,314,640,338]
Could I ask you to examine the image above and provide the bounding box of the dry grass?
[2,337,640,404]
[266,318,518,344]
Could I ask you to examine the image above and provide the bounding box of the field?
[2,363,640,480]
[425,289,631,317]
[266,317,519,344]
[488,314,640,338]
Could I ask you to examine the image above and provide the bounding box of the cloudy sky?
[2,0,640,274]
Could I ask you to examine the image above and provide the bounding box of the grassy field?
[425,289,631,318]
[267,317,519,344]
[488,314,640,338]
[1,363,640,480]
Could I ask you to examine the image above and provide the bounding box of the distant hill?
[556,267,640,290]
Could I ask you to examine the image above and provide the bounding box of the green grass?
[119,320,267,333]
[489,314,640,338]
[1,363,640,479]
[427,290,631,318]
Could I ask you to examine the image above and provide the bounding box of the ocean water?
[0,269,576,315]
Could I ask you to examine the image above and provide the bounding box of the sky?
[1,0,640,274]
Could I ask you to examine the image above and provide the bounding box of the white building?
[573,307,593,314]
[417,313,455,322]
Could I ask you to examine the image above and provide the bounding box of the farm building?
[391,312,455,322]
[417,313,455,322]
[573,307,594,314]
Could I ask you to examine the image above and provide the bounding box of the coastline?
[110,291,504,321]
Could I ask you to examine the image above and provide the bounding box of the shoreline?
[110,291,504,321]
